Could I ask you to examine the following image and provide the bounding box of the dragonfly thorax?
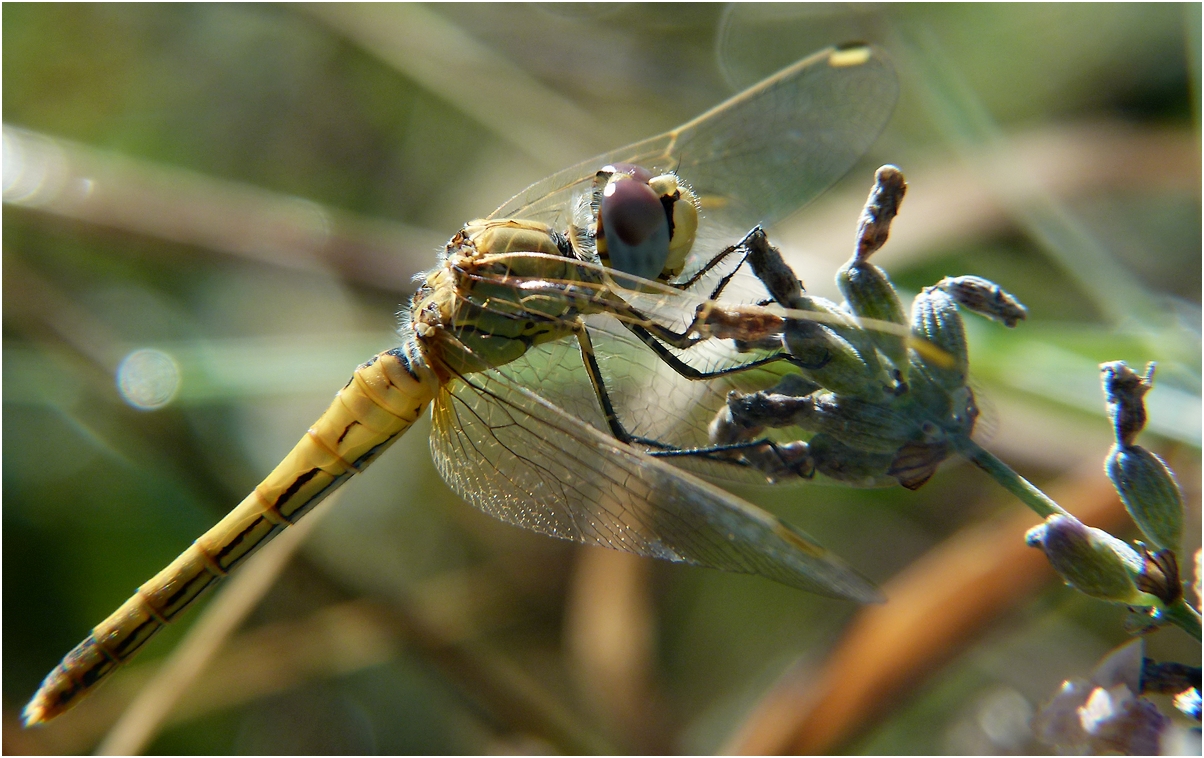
[410,218,584,378]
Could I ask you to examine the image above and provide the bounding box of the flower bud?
[741,230,889,391]
[782,320,885,399]
[1133,546,1182,607]
[887,439,950,490]
[1025,515,1150,606]
[727,389,915,455]
[1101,361,1153,447]
[1106,444,1183,552]
[743,226,803,306]
[837,260,909,377]
[910,286,968,391]
[853,165,907,261]
[709,393,761,445]
[1034,639,1176,755]
[936,276,1028,327]
[832,165,910,384]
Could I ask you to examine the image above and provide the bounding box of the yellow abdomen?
[22,346,436,726]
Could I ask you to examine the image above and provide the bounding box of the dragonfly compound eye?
[598,174,671,281]
[648,173,697,280]
[602,162,654,184]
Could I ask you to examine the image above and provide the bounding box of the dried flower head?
[1034,639,1172,755]
[1101,361,1154,447]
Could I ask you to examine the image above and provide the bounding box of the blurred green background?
[4,4,1199,754]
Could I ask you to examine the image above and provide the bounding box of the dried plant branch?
[3,125,443,290]
[565,546,668,753]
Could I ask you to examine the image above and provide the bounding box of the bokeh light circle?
[116,348,181,410]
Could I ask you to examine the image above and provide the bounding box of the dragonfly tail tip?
[20,699,48,728]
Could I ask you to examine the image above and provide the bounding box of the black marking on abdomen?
[215,514,278,565]
[108,615,164,659]
[337,421,358,444]
[351,435,398,470]
[282,471,351,523]
[45,674,83,707]
[385,346,420,381]
[274,468,322,516]
[156,571,217,621]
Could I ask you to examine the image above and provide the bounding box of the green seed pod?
[782,321,884,400]
[837,260,909,378]
[911,286,968,391]
[837,261,907,325]
[1106,444,1184,552]
[785,288,897,400]
[768,372,823,398]
[1025,515,1151,606]
[809,392,921,453]
[936,276,1028,327]
[808,433,895,487]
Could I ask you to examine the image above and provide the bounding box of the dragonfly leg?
[622,321,792,381]
[645,373,823,481]
[588,225,786,352]
[670,225,763,294]
[575,325,673,449]
[672,225,813,306]
[650,438,816,482]
[576,321,790,452]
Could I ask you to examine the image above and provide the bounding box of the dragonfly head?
[595,163,698,283]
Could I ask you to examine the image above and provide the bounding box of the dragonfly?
[23,43,900,726]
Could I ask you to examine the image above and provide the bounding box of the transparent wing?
[480,319,778,461]
[429,365,881,601]
[486,45,897,271]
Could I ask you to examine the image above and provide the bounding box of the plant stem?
[1162,597,1203,642]
[954,437,1070,519]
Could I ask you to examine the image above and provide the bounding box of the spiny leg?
[649,437,816,481]
[645,372,821,480]
[576,321,803,457]
[577,318,819,481]
[575,325,673,449]
[622,321,793,381]
[669,226,762,295]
